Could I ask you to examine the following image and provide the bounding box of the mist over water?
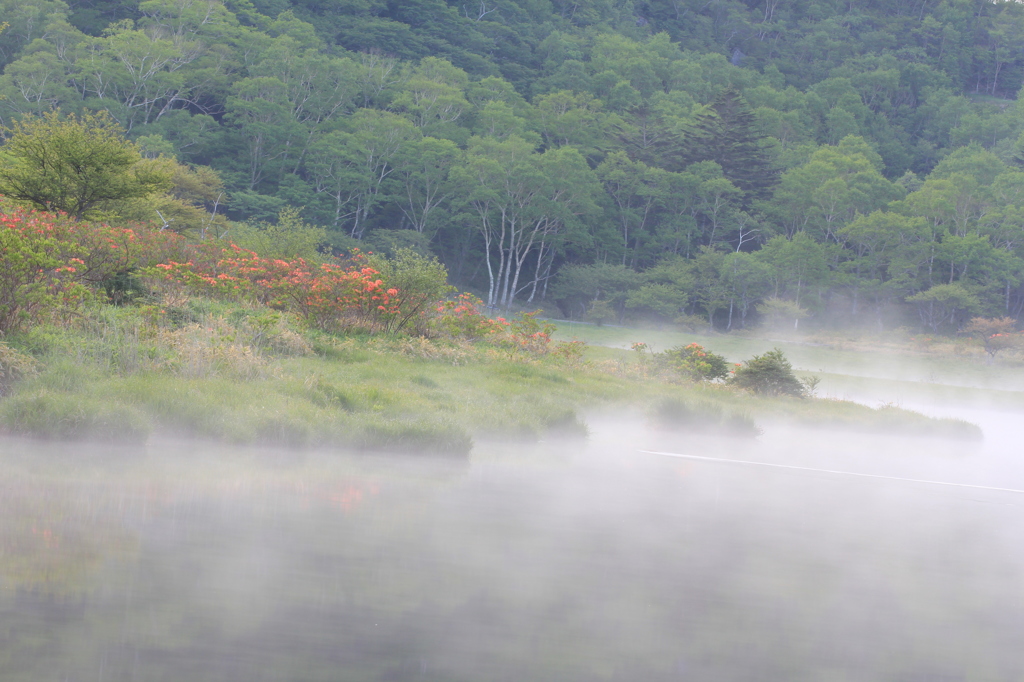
[2,398,1023,681]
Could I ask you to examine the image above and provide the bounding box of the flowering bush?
[662,342,730,382]
[428,293,499,339]
[150,247,399,332]
[0,202,181,333]
[963,317,1019,361]
[425,296,557,353]
[549,339,588,367]
[491,311,556,356]
[368,248,455,334]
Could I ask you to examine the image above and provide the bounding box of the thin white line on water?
[641,450,1024,495]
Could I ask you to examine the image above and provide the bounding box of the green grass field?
[0,306,987,450]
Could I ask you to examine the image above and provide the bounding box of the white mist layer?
[1,399,1021,680]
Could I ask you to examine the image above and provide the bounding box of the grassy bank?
[0,298,982,453]
[555,321,1024,392]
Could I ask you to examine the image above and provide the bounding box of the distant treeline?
[4,0,1024,331]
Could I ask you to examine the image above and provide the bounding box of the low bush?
[0,201,185,334]
[427,293,497,340]
[541,407,590,439]
[367,248,455,334]
[662,342,730,381]
[731,348,807,397]
[963,316,1020,361]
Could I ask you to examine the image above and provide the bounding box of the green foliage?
[587,299,616,326]
[3,0,1024,331]
[0,112,172,219]
[757,297,810,331]
[731,348,807,398]
[661,342,730,382]
[0,390,150,442]
[226,207,327,261]
[906,283,982,333]
[368,248,455,334]
[675,88,779,204]
[0,341,37,395]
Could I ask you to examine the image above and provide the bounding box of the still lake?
[2,396,1022,681]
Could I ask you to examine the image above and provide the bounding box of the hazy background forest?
[4,0,1024,332]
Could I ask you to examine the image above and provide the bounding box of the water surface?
[2,408,1022,681]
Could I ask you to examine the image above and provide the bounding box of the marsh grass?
[651,398,761,438]
[0,296,985,451]
[0,390,150,443]
[558,322,1024,391]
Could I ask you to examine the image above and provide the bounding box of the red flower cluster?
[0,202,182,333]
[152,246,400,331]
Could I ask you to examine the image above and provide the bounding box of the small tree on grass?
[731,347,806,397]
[963,316,1019,363]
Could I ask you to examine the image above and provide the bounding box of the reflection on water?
[2,414,1022,682]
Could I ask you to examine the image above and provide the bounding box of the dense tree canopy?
[4,0,1024,331]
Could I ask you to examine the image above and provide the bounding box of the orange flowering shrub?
[427,293,503,339]
[425,297,561,357]
[490,311,556,356]
[0,202,182,333]
[963,316,1019,360]
[151,246,399,331]
[663,342,730,381]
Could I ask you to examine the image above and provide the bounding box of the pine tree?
[673,88,779,206]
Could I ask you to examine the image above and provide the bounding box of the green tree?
[906,283,981,332]
[550,262,640,319]
[392,136,460,236]
[305,109,420,236]
[0,111,172,219]
[731,348,806,398]
[596,151,669,267]
[452,136,599,308]
[674,88,779,205]
[755,233,829,308]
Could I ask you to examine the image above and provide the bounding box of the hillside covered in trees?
[4,0,1024,332]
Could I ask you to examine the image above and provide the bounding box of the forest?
[4,0,1024,332]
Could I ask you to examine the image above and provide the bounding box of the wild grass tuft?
[651,397,761,438]
[0,390,150,443]
[355,418,473,455]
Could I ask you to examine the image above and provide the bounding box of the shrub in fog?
[731,347,807,397]
[963,316,1019,361]
[662,342,729,381]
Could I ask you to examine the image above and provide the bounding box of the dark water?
[2,410,1023,682]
